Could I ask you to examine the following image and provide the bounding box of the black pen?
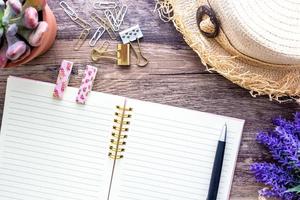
[207,124,227,200]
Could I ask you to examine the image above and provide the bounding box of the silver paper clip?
[59,1,78,21]
[104,4,127,31]
[93,1,118,10]
[60,1,91,29]
[114,5,127,27]
[104,9,118,31]
[89,26,106,47]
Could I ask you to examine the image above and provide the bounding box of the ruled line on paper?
[125,144,214,165]
[2,156,103,177]
[122,173,208,190]
[122,162,211,182]
[3,150,104,171]
[121,178,203,196]
[119,187,201,200]
[127,137,232,163]
[127,131,234,152]
[7,129,106,148]
[0,172,101,193]
[1,162,103,182]
[7,118,108,139]
[130,125,235,148]
[117,194,141,200]
[7,123,108,141]
[5,134,103,155]
[126,151,213,170]
[0,178,99,198]
[0,183,97,200]
[10,100,112,121]
[123,168,206,185]
[8,112,108,133]
[4,139,105,162]
[0,189,52,200]
[123,157,213,175]
[133,111,242,133]
[9,106,111,127]
[127,135,216,155]
[119,189,171,200]
[11,90,113,111]
[0,167,101,188]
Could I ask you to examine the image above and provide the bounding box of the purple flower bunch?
[250,113,300,200]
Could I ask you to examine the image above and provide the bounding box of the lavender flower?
[251,113,300,200]
[250,163,298,199]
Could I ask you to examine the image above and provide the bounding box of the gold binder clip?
[91,41,131,66]
[117,44,130,66]
[119,25,149,67]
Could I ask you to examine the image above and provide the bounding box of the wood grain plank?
[0,0,298,199]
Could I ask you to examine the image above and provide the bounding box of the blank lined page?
[0,77,123,200]
[109,98,244,200]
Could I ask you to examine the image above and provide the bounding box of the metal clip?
[117,44,130,66]
[119,25,148,67]
[74,28,90,51]
[60,1,78,21]
[89,26,106,47]
[114,5,127,28]
[130,39,149,67]
[60,1,91,29]
[91,12,117,40]
[74,17,92,29]
[93,0,118,10]
[104,4,127,31]
[104,9,119,31]
[91,41,115,62]
[91,42,131,66]
[119,24,143,44]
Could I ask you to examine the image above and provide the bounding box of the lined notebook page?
[0,77,123,200]
[109,98,244,200]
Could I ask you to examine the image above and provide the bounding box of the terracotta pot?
[6,4,57,67]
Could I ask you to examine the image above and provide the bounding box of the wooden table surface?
[0,0,299,199]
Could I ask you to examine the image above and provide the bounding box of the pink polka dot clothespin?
[76,65,98,104]
[53,60,74,99]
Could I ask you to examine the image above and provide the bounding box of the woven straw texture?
[156,0,300,101]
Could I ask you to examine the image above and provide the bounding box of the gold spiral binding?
[108,101,132,160]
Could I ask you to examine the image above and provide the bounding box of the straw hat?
[155,0,300,101]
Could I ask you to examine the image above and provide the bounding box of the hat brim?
[158,0,300,101]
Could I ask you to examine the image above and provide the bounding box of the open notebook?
[0,76,245,200]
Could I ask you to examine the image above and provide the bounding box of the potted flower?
[0,0,57,68]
